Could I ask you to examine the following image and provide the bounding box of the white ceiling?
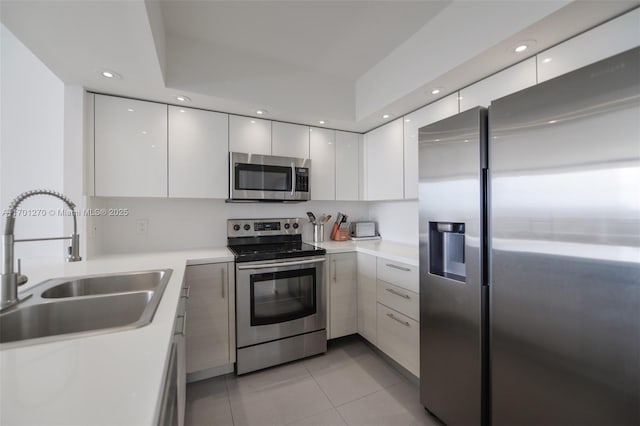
[1,0,638,132]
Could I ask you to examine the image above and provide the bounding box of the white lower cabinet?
[184,262,235,379]
[376,303,420,377]
[328,253,357,339]
[356,252,377,344]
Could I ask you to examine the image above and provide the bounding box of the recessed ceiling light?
[431,88,441,95]
[548,120,557,124]
[514,44,528,53]
[382,114,390,119]
[256,109,267,115]
[405,118,411,122]
[98,69,121,79]
[319,120,326,125]
[176,95,191,103]
[542,57,552,64]
[127,108,134,112]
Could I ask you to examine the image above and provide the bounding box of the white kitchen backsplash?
[88,197,371,256]
[368,200,419,246]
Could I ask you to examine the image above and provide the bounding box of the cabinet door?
[329,253,357,339]
[272,122,309,158]
[168,106,228,198]
[309,127,336,200]
[185,263,230,374]
[335,131,359,200]
[403,94,459,199]
[357,252,377,344]
[364,118,404,200]
[229,115,271,155]
[94,95,167,197]
[459,57,536,111]
[537,8,640,83]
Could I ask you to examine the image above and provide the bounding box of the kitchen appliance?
[419,107,488,425]
[229,152,310,202]
[227,218,327,375]
[349,222,378,238]
[419,47,640,425]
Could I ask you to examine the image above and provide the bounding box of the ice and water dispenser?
[429,222,466,282]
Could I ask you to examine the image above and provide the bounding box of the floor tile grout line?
[301,363,350,426]
[224,374,237,426]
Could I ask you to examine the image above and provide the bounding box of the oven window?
[236,163,292,192]
[250,268,316,326]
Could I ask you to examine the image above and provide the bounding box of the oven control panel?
[227,218,303,237]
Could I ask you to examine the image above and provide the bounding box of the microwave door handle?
[290,163,295,196]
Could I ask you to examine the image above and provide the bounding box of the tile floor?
[185,336,442,426]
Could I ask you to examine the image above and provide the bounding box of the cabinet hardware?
[385,288,410,299]
[181,286,190,299]
[333,259,337,282]
[386,263,411,272]
[387,312,410,327]
[221,268,225,298]
[175,312,187,336]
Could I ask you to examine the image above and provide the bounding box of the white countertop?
[309,239,418,266]
[0,247,233,426]
[0,241,416,425]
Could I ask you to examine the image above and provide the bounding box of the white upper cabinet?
[459,57,537,111]
[364,118,404,201]
[309,127,336,200]
[537,8,640,83]
[272,122,309,158]
[168,106,229,198]
[403,93,459,200]
[335,131,360,201]
[94,95,168,197]
[229,115,271,155]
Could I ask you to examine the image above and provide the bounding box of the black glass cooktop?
[228,241,326,263]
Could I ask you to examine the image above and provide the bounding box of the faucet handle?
[16,259,28,286]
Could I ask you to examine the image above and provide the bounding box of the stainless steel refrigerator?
[419,47,640,425]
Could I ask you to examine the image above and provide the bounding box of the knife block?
[330,223,349,241]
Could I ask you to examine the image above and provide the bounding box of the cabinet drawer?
[377,280,418,321]
[376,303,420,377]
[376,257,418,293]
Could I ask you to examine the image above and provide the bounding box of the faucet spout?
[1,189,82,311]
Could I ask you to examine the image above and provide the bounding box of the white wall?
[0,24,65,261]
[368,200,418,246]
[90,198,371,255]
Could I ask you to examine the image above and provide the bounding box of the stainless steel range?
[228,218,327,375]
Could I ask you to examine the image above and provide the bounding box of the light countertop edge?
[307,240,418,266]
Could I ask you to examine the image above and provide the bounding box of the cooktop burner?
[227,218,326,263]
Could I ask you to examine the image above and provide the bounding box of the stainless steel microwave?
[229,152,311,201]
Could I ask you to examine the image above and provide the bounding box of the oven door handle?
[237,258,325,270]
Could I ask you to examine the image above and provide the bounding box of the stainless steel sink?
[40,270,168,298]
[0,269,172,347]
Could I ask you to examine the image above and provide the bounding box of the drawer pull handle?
[387,312,410,327]
[181,286,191,299]
[386,263,411,272]
[175,312,187,336]
[385,288,410,299]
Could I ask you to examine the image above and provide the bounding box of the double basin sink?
[0,269,172,347]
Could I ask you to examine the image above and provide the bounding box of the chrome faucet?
[1,189,82,311]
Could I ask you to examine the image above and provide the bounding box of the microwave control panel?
[295,168,309,192]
